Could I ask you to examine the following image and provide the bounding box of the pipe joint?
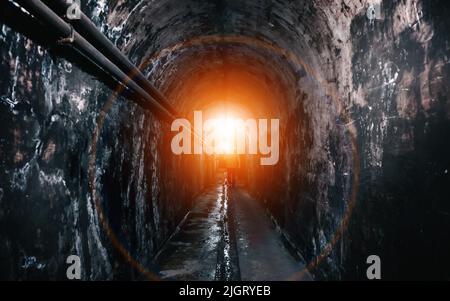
[57,23,75,45]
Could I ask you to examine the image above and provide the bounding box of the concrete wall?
[0,0,449,280]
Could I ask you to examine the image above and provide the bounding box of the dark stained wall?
[0,0,449,280]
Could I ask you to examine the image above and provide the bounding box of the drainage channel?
[215,183,241,281]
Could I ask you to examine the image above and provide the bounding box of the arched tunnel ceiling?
[98,0,377,144]
[154,44,297,118]
[1,0,450,281]
[106,0,365,113]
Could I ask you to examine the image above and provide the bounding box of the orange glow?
[207,115,238,154]
[164,58,281,121]
[163,52,288,163]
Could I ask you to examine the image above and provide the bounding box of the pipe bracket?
[57,24,75,45]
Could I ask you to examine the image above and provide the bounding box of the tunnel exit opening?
[170,110,280,165]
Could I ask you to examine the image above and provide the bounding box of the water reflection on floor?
[154,181,312,281]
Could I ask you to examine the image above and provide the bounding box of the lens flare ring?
[88,34,360,281]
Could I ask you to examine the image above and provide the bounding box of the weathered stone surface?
[0,0,449,280]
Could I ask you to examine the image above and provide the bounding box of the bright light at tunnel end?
[171,111,280,165]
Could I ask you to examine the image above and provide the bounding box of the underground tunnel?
[0,0,449,282]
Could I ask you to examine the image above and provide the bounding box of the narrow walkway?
[153,186,224,280]
[232,188,312,281]
[153,180,312,281]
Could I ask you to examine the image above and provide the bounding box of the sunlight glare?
[212,116,237,154]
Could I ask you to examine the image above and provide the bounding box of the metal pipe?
[43,0,179,117]
[15,0,175,124]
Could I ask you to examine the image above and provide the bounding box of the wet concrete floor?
[153,180,312,281]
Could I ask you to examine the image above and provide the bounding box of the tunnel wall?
[0,0,449,281]
[343,1,450,280]
[129,0,449,280]
[0,0,203,280]
[242,0,450,280]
